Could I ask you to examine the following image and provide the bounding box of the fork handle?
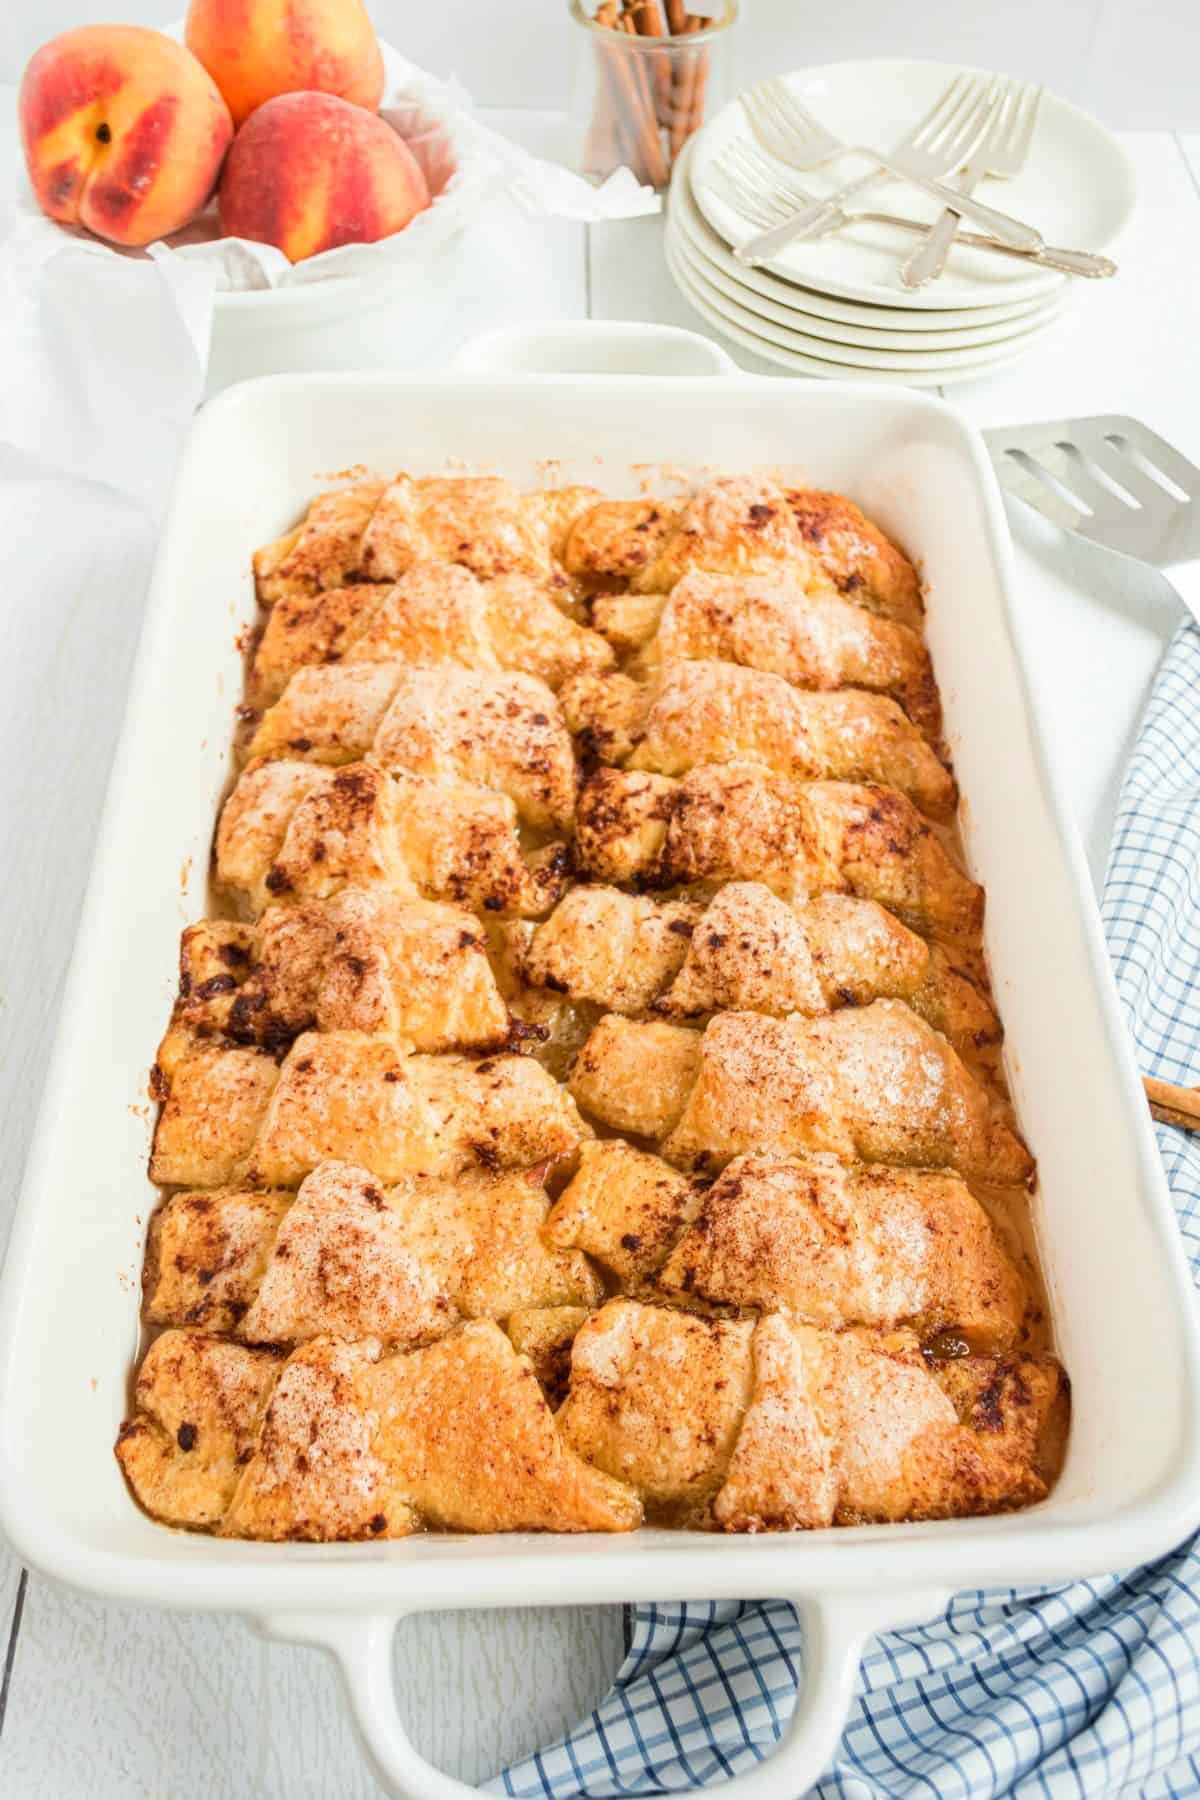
[735,156,1042,268]
[732,166,880,264]
[901,193,971,288]
[872,158,1043,250]
[854,214,1117,277]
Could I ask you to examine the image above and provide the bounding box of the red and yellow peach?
[19,25,233,248]
[218,90,429,262]
[185,0,385,127]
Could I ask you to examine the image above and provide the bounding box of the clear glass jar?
[567,1,738,192]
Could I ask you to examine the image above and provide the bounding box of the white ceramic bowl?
[204,232,468,394]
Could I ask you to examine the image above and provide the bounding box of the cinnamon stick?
[631,0,672,126]
[686,14,711,142]
[617,12,668,186]
[669,15,704,158]
[1145,1074,1200,1131]
[588,1,653,186]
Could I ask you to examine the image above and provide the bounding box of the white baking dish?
[3,331,1200,1800]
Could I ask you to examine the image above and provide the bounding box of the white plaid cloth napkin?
[491,620,1200,1800]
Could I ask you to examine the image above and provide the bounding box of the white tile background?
[1,0,1198,129]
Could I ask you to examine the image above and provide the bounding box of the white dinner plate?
[690,59,1136,310]
[665,219,1069,372]
[664,233,1065,385]
[671,137,1073,346]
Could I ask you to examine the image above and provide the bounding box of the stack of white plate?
[667,59,1135,385]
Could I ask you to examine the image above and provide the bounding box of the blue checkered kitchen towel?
[491,620,1200,1800]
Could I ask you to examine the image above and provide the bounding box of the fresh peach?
[218,92,429,262]
[185,0,384,127]
[19,25,233,249]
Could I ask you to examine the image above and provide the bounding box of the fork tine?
[1002,83,1043,165]
[979,83,1014,155]
[740,86,797,159]
[731,138,796,193]
[760,83,812,141]
[905,73,973,149]
[922,74,995,155]
[704,149,794,230]
[758,80,833,147]
[728,138,813,208]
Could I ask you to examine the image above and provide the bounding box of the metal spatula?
[984,415,1200,627]
[986,412,1200,1134]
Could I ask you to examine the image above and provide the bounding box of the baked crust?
[143,1158,600,1345]
[564,659,955,818]
[557,1302,1064,1529]
[569,1005,1031,1184]
[120,469,1063,1541]
[150,1029,588,1189]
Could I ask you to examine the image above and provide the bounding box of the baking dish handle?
[255,1586,948,1798]
[450,320,739,377]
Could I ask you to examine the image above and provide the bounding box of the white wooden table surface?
[1,106,1199,1798]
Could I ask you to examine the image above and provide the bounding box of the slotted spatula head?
[983,415,1200,570]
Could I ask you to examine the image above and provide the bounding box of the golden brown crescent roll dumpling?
[654,885,1000,1063]
[148,1039,282,1190]
[652,570,940,737]
[248,663,577,832]
[249,582,401,707]
[482,572,616,688]
[543,1138,705,1287]
[367,666,576,832]
[658,883,928,1019]
[250,563,491,710]
[563,1304,758,1520]
[654,1154,1030,1351]
[143,1186,292,1334]
[574,765,984,941]
[358,475,551,585]
[247,661,406,765]
[172,888,510,1054]
[713,1318,1066,1530]
[579,477,835,655]
[517,881,997,1062]
[143,1159,600,1346]
[348,563,485,668]
[521,485,606,563]
[520,885,702,1017]
[118,1325,641,1538]
[631,476,823,595]
[570,1005,1032,1185]
[115,1331,284,1529]
[613,660,955,819]
[571,1016,703,1142]
[248,563,614,710]
[254,481,387,605]
[561,496,682,594]
[556,1301,1066,1529]
[215,760,409,914]
[216,761,568,920]
[784,488,923,626]
[150,1029,588,1189]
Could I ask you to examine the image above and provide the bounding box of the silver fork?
[705,138,1116,279]
[736,75,1044,263]
[901,84,1043,287]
